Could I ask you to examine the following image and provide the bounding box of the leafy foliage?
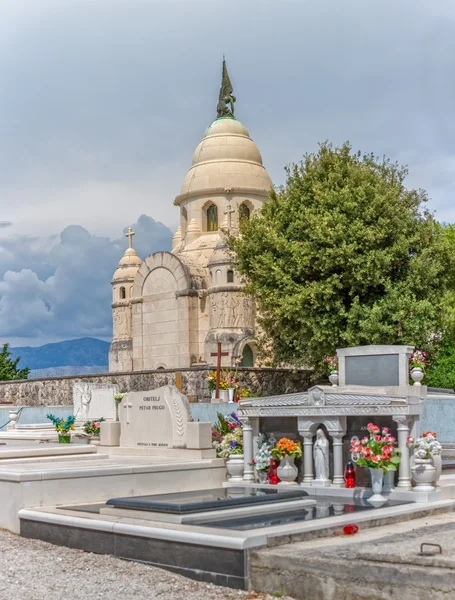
[0,344,30,381]
[231,142,453,369]
[46,414,75,434]
[426,340,455,390]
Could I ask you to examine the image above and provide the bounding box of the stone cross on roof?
[224,204,235,232]
[125,226,135,249]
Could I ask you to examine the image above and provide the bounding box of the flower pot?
[328,370,339,387]
[219,390,229,403]
[58,435,71,444]
[368,467,386,503]
[411,458,437,491]
[277,455,298,485]
[228,387,235,403]
[410,367,424,386]
[226,454,244,482]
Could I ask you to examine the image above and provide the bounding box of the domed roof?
[112,232,142,283]
[208,234,234,267]
[178,117,273,199]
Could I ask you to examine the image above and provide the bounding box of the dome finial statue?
[217,57,236,119]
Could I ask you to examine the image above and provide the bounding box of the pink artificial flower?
[361,437,369,444]
[372,455,380,463]
[382,427,389,434]
[406,436,414,446]
[374,435,381,442]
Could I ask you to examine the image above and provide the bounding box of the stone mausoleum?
[109,61,272,372]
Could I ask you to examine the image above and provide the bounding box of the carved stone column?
[241,418,255,482]
[302,433,314,485]
[331,432,345,487]
[393,415,412,490]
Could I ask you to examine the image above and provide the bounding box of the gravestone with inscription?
[119,386,193,449]
[73,383,118,422]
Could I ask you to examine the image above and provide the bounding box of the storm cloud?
[0,215,172,345]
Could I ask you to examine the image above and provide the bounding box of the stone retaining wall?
[0,367,312,407]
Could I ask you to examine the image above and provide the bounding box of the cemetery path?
[0,529,296,600]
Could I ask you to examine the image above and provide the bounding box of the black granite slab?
[20,520,248,589]
[106,487,308,514]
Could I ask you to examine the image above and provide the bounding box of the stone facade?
[109,64,273,373]
[0,367,312,407]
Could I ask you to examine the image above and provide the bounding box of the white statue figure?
[313,428,330,484]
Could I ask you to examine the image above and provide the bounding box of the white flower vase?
[383,469,395,492]
[277,456,298,485]
[219,389,229,403]
[410,367,424,386]
[368,468,386,503]
[411,458,437,491]
[211,390,216,401]
[226,454,244,482]
[328,370,339,387]
[228,387,235,403]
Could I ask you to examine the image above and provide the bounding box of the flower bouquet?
[83,418,105,438]
[253,439,273,483]
[205,372,217,392]
[212,412,243,457]
[271,438,303,460]
[47,414,75,443]
[409,431,442,459]
[409,350,426,371]
[325,355,338,372]
[351,423,400,472]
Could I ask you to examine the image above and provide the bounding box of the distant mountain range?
[10,337,110,378]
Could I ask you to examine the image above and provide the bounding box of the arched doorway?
[240,344,254,367]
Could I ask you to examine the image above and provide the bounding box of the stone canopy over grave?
[237,345,424,492]
[119,385,193,449]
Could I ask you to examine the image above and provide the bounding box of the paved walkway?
[0,529,295,600]
[251,510,455,600]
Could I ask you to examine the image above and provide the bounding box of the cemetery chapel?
[109,61,272,372]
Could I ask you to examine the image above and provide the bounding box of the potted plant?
[271,438,302,485]
[47,414,75,443]
[212,412,244,481]
[409,350,426,386]
[351,423,400,502]
[83,419,105,441]
[325,355,339,386]
[253,438,272,484]
[409,431,442,491]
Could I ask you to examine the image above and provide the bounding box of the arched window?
[227,270,234,283]
[206,204,218,232]
[241,344,254,367]
[120,287,126,300]
[239,203,251,221]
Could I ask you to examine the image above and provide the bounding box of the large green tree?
[0,344,29,380]
[232,142,453,370]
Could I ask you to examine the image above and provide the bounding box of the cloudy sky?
[1,0,454,346]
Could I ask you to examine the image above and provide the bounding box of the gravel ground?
[0,530,295,600]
